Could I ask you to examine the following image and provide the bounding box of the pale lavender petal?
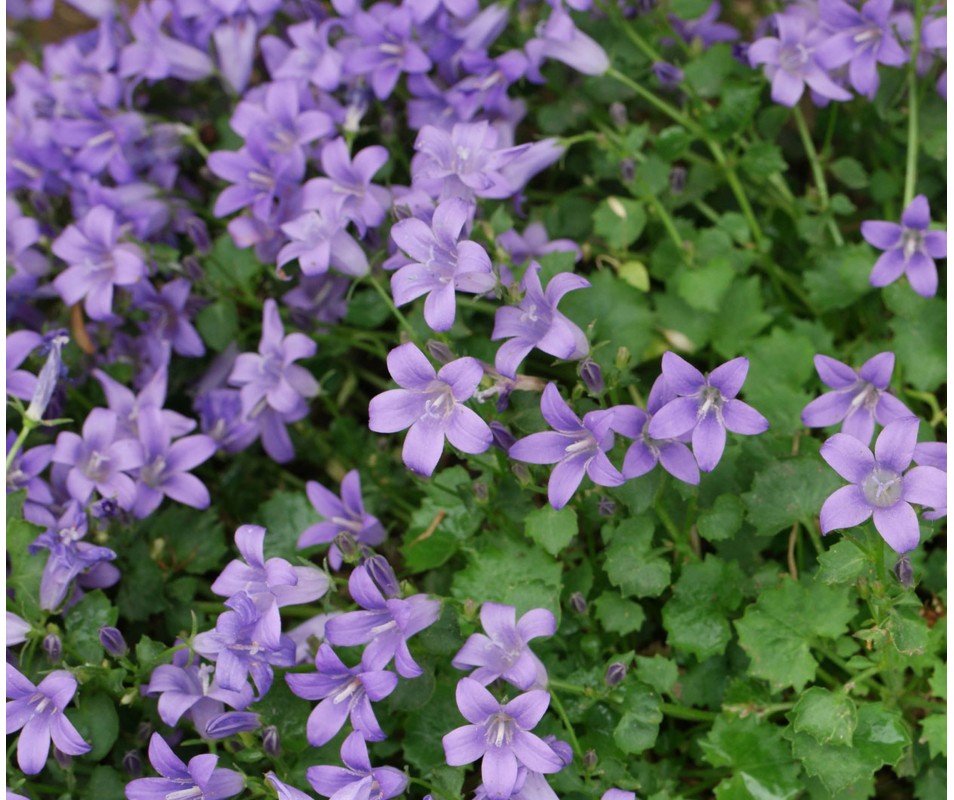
[721,400,768,435]
[692,412,726,472]
[648,397,699,439]
[821,433,876,482]
[660,352,704,395]
[820,485,872,534]
[872,502,921,554]
[858,352,894,388]
[860,221,902,251]
[707,357,748,398]
[874,417,919,473]
[902,465,947,509]
[869,249,907,287]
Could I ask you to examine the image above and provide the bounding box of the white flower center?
[862,467,902,508]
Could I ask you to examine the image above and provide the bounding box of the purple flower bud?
[652,61,684,88]
[123,750,143,778]
[26,332,68,423]
[91,498,120,519]
[204,712,261,739]
[334,531,361,564]
[605,661,627,686]
[262,725,281,757]
[670,165,687,194]
[43,633,62,664]
[583,749,598,770]
[136,722,154,744]
[490,421,516,453]
[184,216,211,253]
[620,158,636,183]
[473,482,489,502]
[426,340,455,364]
[570,592,588,615]
[579,358,604,394]
[99,626,128,658]
[609,102,627,129]
[53,747,72,771]
[731,42,750,64]
[893,555,914,589]
[598,497,617,517]
[365,555,400,599]
[182,256,204,283]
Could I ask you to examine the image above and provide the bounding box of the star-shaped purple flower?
[307,731,408,800]
[861,194,947,298]
[6,664,91,775]
[819,417,946,553]
[648,353,768,473]
[801,351,912,444]
[369,343,492,476]
[491,262,590,379]
[299,469,387,569]
[285,643,398,746]
[509,383,624,510]
[390,197,497,332]
[125,733,244,800]
[442,678,564,800]
[452,602,555,690]
[278,200,369,279]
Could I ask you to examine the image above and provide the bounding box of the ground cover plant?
[4,0,948,798]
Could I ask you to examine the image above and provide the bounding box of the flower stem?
[659,702,718,722]
[792,105,844,247]
[903,0,925,207]
[366,274,420,343]
[6,419,36,471]
[549,687,585,760]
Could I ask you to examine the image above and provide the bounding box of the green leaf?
[920,714,946,759]
[81,767,127,800]
[65,590,118,662]
[829,157,869,189]
[205,234,262,293]
[700,715,802,800]
[6,491,46,622]
[602,516,671,598]
[677,259,735,312]
[403,677,461,772]
[195,299,238,351]
[790,687,858,746]
[683,45,734,98]
[258,491,317,561]
[887,606,929,656]
[788,702,911,793]
[929,661,946,700]
[735,579,856,691]
[704,85,762,140]
[709,277,772,359]
[594,591,646,635]
[117,538,165,622]
[593,196,647,250]
[742,327,817,436]
[697,494,744,542]
[885,288,947,392]
[739,142,787,178]
[804,244,876,313]
[815,539,869,584]
[145,506,229,575]
[742,456,841,537]
[662,556,744,660]
[613,684,663,754]
[67,692,119,761]
[452,537,563,622]
[525,505,578,556]
[634,655,678,697]
[670,0,711,18]
[618,260,650,292]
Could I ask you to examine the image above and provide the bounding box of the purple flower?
[602,792,637,800]
[510,384,623,510]
[6,665,91,775]
[452,602,555,690]
[325,563,441,678]
[442,678,564,800]
[7,612,30,647]
[670,2,739,48]
[648,353,768,472]
[921,15,947,98]
[28,501,119,611]
[302,139,390,235]
[196,389,260,455]
[285,643,398,746]
[652,61,685,87]
[801,352,913,444]
[52,408,145,509]
[94,366,196,440]
[369,343,492,476]
[212,524,329,610]
[496,222,582,267]
[125,733,244,800]
[119,0,214,83]
[819,417,946,553]
[203,711,261,739]
[132,405,217,518]
[51,206,146,321]
[816,0,908,99]
[913,441,946,520]
[748,13,852,106]
[411,121,530,202]
[390,198,497,332]
[192,592,296,698]
[307,731,408,800]
[611,375,700,485]
[525,6,610,78]
[278,202,370,278]
[208,139,304,225]
[344,6,432,99]
[491,262,590,379]
[131,279,206,358]
[266,773,313,800]
[299,470,387,569]
[860,194,947,298]
[7,330,43,401]
[7,435,54,506]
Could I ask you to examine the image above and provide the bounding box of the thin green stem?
[548,678,591,696]
[792,105,845,247]
[408,776,453,800]
[6,421,34,470]
[903,0,924,206]
[366,274,419,343]
[549,689,585,761]
[660,702,718,722]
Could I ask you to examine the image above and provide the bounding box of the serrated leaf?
[885,289,946,392]
[67,692,119,761]
[709,277,772,359]
[829,157,869,189]
[887,606,929,655]
[677,259,735,312]
[697,494,744,542]
[804,244,876,313]
[525,505,577,556]
[593,197,647,250]
[594,591,645,635]
[739,141,787,178]
[920,715,946,759]
[6,491,46,622]
[81,766,127,800]
[791,687,858,746]
[662,556,744,660]
[742,327,816,436]
[145,506,228,575]
[613,684,663,754]
[257,491,319,561]
[634,655,678,696]
[735,579,856,691]
[742,457,841,537]
[602,516,670,598]
[65,590,118,662]
[196,299,238,352]
[815,539,869,584]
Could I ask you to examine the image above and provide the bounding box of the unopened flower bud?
[366,554,400,598]
[43,633,62,664]
[598,497,617,517]
[579,358,604,394]
[136,722,154,744]
[184,216,211,253]
[182,255,204,283]
[893,555,914,588]
[123,750,143,778]
[731,42,751,64]
[583,749,599,770]
[91,498,120,519]
[334,531,361,564]
[204,712,261,739]
[26,332,68,423]
[426,340,454,364]
[490,421,516,453]
[620,158,636,183]
[570,592,588,615]
[652,61,684,88]
[670,165,687,194]
[512,463,531,485]
[53,747,72,771]
[605,661,627,686]
[473,482,489,501]
[609,102,627,129]
[99,626,128,657]
[263,725,281,757]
